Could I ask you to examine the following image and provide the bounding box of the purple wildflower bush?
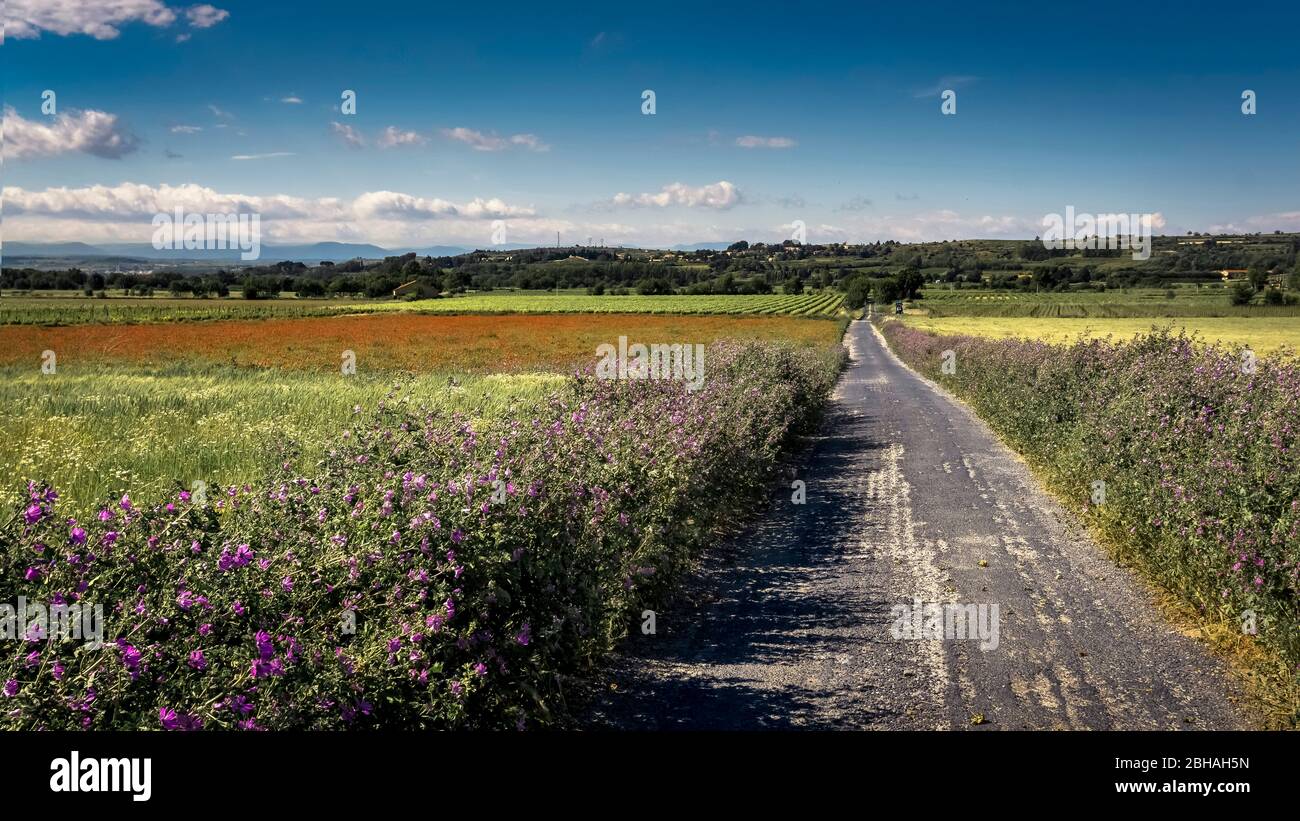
[0,340,842,730]
[880,320,1300,667]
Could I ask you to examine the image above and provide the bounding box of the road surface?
[581,320,1247,730]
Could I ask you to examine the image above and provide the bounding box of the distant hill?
[670,242,736,252]
[2,241,392,263]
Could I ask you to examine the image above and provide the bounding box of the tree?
[842,277,871,309]
[895,267,924,299]
[782,275,804,295]
[1248,266,1269,292]
[873,277,902,303]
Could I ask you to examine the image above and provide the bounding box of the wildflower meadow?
[0,340,843,730]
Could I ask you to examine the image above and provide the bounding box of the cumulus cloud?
[441,127,549,152]
[353,191,532,220]
[376,127,427,148]
[4,182,533,226]
[4,0,227,40]
[735,135,797,149]
[1208,211,1300,233]
[835,209,1040,242]
[185,4,229,28]
[3,107,140,160]
[608,181,741,210]
[330,121,365,148]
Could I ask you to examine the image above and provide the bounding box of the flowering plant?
[0,340,843,730]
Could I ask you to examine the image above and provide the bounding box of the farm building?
[392,279,439,298]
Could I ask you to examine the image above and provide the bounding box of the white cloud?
[170,125,202,134]
[735,135,797,149]
[3,107,140,160]
[509,133,549,152]
[4,0,175,39]
[330,121,365,148]
[441,127,549,152]
[609,181,741,210]
[231,152,295,160]
[834,209,1039,242]
[208,104,234,120]
[2,181,535,244]
[280,95,304,105]
[4,1,228,40]
[185,4,229,28]
[352,191,533,220]
[3,183,330,221]
[376,126,427,148]
[1208,211,1299,233]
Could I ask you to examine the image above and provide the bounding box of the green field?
[0,364,565,516]
[0,290,845,325]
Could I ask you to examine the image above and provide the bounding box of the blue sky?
[5,0,1300,248]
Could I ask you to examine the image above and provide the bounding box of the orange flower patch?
[0,313,841,374]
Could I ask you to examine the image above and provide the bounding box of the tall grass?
[0,364,564,516]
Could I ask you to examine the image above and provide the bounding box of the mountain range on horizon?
[0,240,742,263]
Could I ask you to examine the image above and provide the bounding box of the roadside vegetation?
[0,340,844,730]
[880,319,1300,725]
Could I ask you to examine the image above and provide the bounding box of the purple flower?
[23,505,42,525]
[3,680,18,698]
[119,643,142,677]
[255,631,275,660]
[69,527,87,546]
[516,623,531,646]
[159,707,202,731]
[188,650,208,671]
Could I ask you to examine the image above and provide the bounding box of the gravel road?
[581,319,1248,730]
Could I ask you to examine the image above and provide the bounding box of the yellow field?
[901,315,1300,357]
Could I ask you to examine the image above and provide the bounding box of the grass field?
[916,285,1300,318]
[899,315,1300,356]
[0,312,843,514]
[0,290,845,325]
[900,285,1300,355]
